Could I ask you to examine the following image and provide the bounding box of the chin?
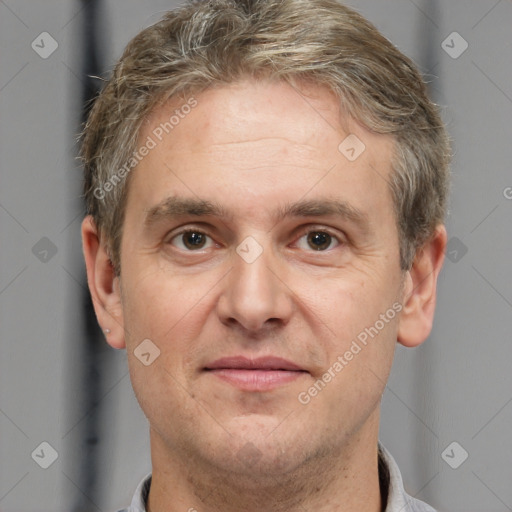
[200,426,316,480]
[216,447,303,484]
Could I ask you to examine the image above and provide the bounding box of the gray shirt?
[118,444,436,512]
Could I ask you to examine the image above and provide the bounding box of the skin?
[82,78,446,512]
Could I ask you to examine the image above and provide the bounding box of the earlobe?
[397,224,447,348]
[81,215,126,349]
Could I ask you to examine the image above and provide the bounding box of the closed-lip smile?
[204,356,308,391]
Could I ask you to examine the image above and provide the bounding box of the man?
[81,0,450,510]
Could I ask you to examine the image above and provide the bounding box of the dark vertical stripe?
[74,0,108,510]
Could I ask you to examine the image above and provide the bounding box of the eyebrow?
[275,199,369,229]
[143,196,370,232]
[144,197,231,226]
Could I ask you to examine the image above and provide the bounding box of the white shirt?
[118,444,436,512]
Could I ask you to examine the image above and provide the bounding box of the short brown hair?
[81,0,450,274]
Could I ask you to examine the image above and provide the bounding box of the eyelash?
[166,225,344,252]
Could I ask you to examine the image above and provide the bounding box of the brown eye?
[170,230,213,251]
[307,231,332,251]
[295,230,340,252]
[183,231,206,249]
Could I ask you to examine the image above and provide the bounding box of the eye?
[168,230,215,251]
[295,230,341,251]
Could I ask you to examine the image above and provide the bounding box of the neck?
[146,416,383,512]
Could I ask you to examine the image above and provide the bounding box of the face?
[111,79,406,476]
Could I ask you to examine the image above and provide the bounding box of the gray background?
[1,0,511,510]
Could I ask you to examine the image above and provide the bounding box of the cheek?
[299,270,400,394]
[301,270,398,336]
[121,265,220,381]
[121,268,211,426]
[298,281,398,434]
[122,266,195,332]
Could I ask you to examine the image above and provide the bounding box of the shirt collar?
[378,444,437,512]
[125,472,151,512]
[125,444,436,512]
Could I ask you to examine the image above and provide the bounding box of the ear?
[81,215,126,349]
[397,224,447,348]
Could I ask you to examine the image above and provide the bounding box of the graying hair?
[81,0,451,274]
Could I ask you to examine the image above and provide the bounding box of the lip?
[205,356,304,371]
[204,356,308,391]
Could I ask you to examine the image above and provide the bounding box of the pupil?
[184,232,205,249]
[308,232,331,251]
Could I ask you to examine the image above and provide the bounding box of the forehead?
[145,79,389,149]
[130,79,396,224]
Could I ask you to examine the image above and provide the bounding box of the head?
[82,0,450,276]
[81,0,449,489]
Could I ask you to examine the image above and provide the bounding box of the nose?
[216,242,294,334]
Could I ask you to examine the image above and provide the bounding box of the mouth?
[204,356,308,392]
